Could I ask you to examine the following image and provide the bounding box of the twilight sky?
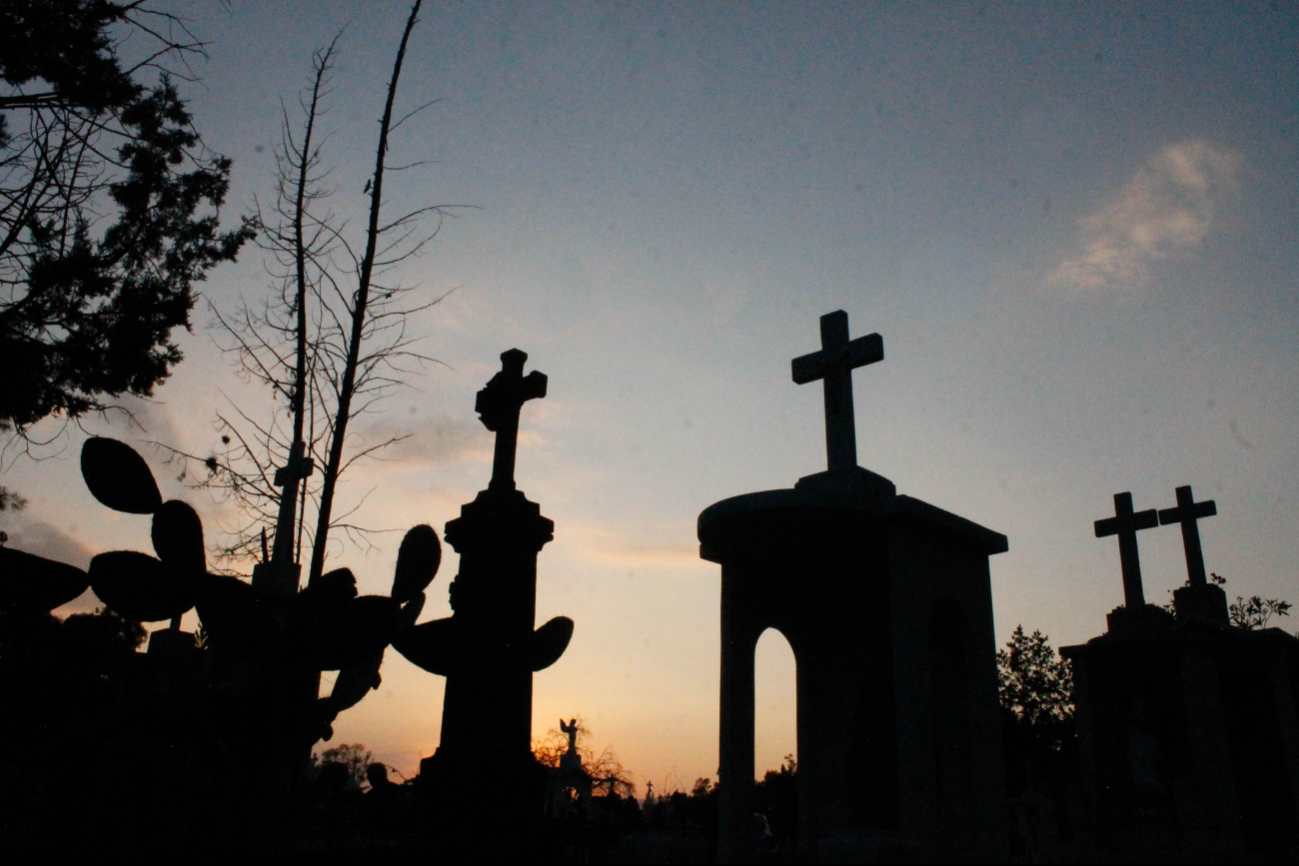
[4,1,1298,791]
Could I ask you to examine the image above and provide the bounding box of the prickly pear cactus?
[73,437,438,742]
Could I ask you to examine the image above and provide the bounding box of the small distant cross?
[1158,485,1217,587]
[791,310,884,472]
[1094,492,1159,609]
[476,349,547,492]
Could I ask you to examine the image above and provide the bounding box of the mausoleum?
[698,311,1008,862]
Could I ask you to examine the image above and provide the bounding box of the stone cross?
[791,310,884,472]
[1094,491,1159,609]
[270,439,314,564]
[476,349,548,492]
[1158,484,1217,587]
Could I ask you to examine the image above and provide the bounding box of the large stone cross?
[1094,491,1159,609]
[1158,484,1217,587]
[791,310,884,472]
[476,349,547,492]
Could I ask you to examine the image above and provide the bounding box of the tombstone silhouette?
[1063,485,1299,856]
[395,349,573,827]
[698,311,1008,861]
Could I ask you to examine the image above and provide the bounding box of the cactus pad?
[0,547,90,612]
[151,500,206,575]
[523,615,574,671]
[88,550,195,622]
[80,437,163,514]
[392,524,441,604]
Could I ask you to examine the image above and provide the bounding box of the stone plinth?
[699,466,1008,863]
[438,487,553,762]
[416,486,555,827]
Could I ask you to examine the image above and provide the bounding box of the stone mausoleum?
[698,311,1008,862]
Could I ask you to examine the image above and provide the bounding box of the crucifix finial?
[476,349,547,492]
[1158,484,1217,587]
[791,310,884,472]
[1094,491,1159,609]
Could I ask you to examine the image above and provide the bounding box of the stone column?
[718,564,757,865]
[440,487,553,762]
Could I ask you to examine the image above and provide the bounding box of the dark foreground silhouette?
[4,324,1297,863]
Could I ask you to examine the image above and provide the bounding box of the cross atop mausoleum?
[1094,491,1159,609]
[791,310,884,472]
[1158,484,1217,587]
[476,349,547,492]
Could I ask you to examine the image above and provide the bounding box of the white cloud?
[1050,140,1241,291]
[3,520,95,570]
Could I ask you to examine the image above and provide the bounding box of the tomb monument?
[1062,485,1299,856]
[698,310,1009,862]
[395,349,574,826]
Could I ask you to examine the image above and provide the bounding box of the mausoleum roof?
[698,465,1008,562]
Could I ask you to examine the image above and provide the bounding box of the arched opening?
[754,626,798,849]
[754,627,797,777]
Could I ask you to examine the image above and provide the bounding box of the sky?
[4,1,1298,792]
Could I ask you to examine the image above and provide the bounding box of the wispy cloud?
[357,413,493,466]
[2,521,95,570]
[562,523,703,570]
[1050,140,1241,291]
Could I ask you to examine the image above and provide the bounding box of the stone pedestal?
[146,626,195,660]
[699,466,1008,863]
[418,486,554,825]
[251,560,300,598]
[1062,596,1299,857]
[1173,583,1230,627]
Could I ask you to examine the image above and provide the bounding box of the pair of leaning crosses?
[1095,485,1217,611]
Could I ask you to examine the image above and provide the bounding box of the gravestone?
[396,349,574,829]
[698,311,1008,862]
[1062,485,1299,857]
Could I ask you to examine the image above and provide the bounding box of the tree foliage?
[314,742,373,789]
[1211,573,1295,631]
[0,486,26,511]
[1229,595,1292,630]
[997,626,1079,804]
[62,603,147,653]
[997,625,1074,730]
[0,0,254,436]
[1164,573,1294,631]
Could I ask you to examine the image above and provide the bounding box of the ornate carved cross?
[1158,484,1217,587]
[791,310,884,472]
[476,349,547,492]
[1094,491,1159,609]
